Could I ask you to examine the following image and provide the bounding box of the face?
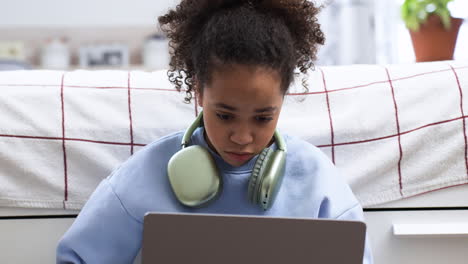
[197,64,284,167]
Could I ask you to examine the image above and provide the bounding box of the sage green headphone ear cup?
[257,150,286,210]
[247,148,273,204]
[167,145,222,207]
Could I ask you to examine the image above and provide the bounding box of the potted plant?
[401,0,464,62]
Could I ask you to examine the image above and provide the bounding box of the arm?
[56,178,142,264]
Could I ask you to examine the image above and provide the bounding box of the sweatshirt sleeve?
[56,178,142,264]
[336,204,374,264]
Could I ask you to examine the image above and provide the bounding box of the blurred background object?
[142,34,170,70]
[40,37,70,69]
[0,60,32,71]
[400,0,463,62]
[0,0,466,69]
[317,0,377,65]
[317,0,467,65]
[0,41,25,61]
[0,40,31,70]
[79,43,129,68]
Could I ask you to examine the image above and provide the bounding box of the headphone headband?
[181,112,204,148]
[181,111,286,152]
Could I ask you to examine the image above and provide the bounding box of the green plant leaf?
[400,0,453,32]
[436,9,452,29]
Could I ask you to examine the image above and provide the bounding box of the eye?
[255,116,273,123]
[216,113,232,121]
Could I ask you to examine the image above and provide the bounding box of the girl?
[57,0,373,263]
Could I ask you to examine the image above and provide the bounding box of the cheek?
[203,114,226,144]
[260,127,276,144]
[258,119,280,145]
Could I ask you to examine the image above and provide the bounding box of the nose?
[230,124,253,146]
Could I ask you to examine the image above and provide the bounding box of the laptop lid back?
[142,212,366,264]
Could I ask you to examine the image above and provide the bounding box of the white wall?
[0,0,179,27]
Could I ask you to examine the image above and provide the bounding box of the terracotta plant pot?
[409,15,463,62]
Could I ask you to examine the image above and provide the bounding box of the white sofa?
[1,61,467,263]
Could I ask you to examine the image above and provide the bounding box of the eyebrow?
[214,103,277,113]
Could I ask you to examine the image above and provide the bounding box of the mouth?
[225,151,254,163]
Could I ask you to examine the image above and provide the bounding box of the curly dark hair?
[158,0,325,103]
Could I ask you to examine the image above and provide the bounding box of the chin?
[223,156,250,167]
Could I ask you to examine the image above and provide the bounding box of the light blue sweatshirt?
[57,127,373,263]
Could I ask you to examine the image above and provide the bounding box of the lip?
[225,151,254,162]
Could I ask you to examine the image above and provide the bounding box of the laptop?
[142,212,366,264]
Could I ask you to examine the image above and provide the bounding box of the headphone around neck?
[167,111,287,211]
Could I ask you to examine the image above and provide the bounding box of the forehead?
[203,64,283,106]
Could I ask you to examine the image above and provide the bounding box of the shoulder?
[283,133,334,171]
[104,131,186,216]
[139,130,185,155]
[111,130,185,181]
[282,133,360,219]
[124,130,184,168]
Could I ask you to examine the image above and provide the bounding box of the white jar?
[142,35,170,70]
[41,38,70,70]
